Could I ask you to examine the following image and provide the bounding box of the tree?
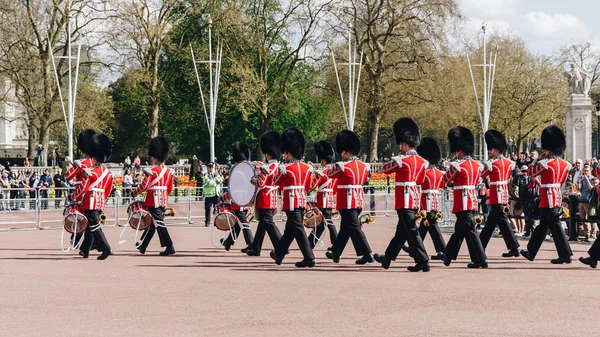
[329,0,460,161]
[0,0,109,164]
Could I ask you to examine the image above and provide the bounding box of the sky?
[459,0,599,55]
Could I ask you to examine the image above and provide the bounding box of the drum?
[127,201,152,230]
[303,202,323,229]
[63,203,88,234]
[214,203,238,231]
[228,161,257,206]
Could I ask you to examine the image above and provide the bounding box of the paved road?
[0,218,598,337]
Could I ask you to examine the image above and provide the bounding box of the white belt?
[150,186,167,190]
[90,188,104,193]
[89,188,105,208]
[422,189,439,194]
[453,185,476,190]
[151,186,168,206]
[317,188,333,192]
[283,185,304,211]
[395,182,417,187]
[317,187,333,208]
[338,185,362,208]
[489,180,508,186]
[74,182,82,185]
[541,184,561,188]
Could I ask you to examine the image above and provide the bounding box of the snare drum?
[63,203,88,234]
[127,201,152,230]
[303,202,323,229]
[228,161,257,206]
[214,203,238,231]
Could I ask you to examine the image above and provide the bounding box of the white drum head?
[229,162,257,206]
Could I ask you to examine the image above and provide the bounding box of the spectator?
[173,175,179,203]
[578,165,596,242]
[122,168,133,205]
[123,156,132,171]
[512,165,531,235]
[225,154,232,169]
[569,159,583,185]
[0,172,8,211]
[53,167,65,209]
[194,168,204,201]
[50,149,57,167]
[8,171,18,210]
[23,157,29,167]
[28,171,38,210]
[39,169,50,210]
[16,173,26,210]
[133,155,141,170]
[35,144,44,166]
[202,162,222,227]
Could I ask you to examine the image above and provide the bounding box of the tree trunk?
[39,117,50,166]
[150,92,160,138]
[27,123,37,159]
[366,78,383,162]
[256,97,272,161]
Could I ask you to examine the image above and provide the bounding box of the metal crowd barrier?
[0,184,466,232]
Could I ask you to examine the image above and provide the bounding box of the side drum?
[214,203,238,231]
[63,203,88,234]
[127,201,153,230]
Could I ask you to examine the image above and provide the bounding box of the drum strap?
[149,166,168,187]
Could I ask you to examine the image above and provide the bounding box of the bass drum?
[228,161,257,207]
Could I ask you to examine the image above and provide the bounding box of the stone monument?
[564,63,593,161]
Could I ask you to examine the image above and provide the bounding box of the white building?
[0,78,28,158]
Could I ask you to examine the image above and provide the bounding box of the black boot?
[97,250,113,260]
[579,256,598,268]
[550,257,571,264]
[221,238,231,251]
[355,254,374,265]
[502,248,520,257]
[467,260,488,268]
[373,253,390,269]
[270,250,283,265]
[295,259,315,268]
[430,252,444,260]
[520,250,534,261]
[159,245,176,256]
[325,251,339,263]
[407,262,430,272]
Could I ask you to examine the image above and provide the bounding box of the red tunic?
[442,157,481,213]
[274,161,312,211]
[420,167,446,212]
[65,157,94,204]
[252,160,279,210]
[134,164,174,208]
[73,165,113,211]
[327,158,369,210]
[382,152,427,210]
[307,165,336,209]
[480,155,514,205]
[527,157,570,208]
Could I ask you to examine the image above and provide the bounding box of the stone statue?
[564,63,590,96]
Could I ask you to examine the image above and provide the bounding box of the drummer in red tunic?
[133,137,176,256]
[374,118,429,272]
[221,142,254,251]
[270,128,315,267]
[479,130,520,257]
[306,140,338,249]
[520,126,573,264]
[74,134,114,260]
[246,131,282,257]
[325,130,373,265]
[440,126,488,268]
[65,129,96,248]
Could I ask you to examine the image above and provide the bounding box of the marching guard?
[74,134,114,260]
[245,131,282,256]
[325,130,373,265]
[441,126,488,268]
[221,142,255,251]
[415,137,447,260]
[479,130,520,257]
[133,137,176,256]
[374,118,430,272]
[520,126,573,264]
[270,128,315,267]
[306,140,338,249]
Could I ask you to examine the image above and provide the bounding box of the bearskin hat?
[88,134,112,163]
[232,141,250,163]
[77,129,96,155]
[485,130,508,153]
[260,131,281,159]
[541,125,566,156]
[335,129,361,155]
[314,140,335,164]
[148,137,170,163]
[281,128,305,159]
[393,117,421,147]
[416,137,441,165]
[448,126,474,155]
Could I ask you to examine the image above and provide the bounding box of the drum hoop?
[63,212,88,234]
[228,161,257,206]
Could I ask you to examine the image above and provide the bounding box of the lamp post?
[596,102,600,159]
[508,137,513,156]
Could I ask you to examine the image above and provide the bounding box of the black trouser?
[138,207,174,251]
[330,209,371,257]
[204,196,219,224]
[526,208,572,260]
[249,209,281,254]
[223,209,254,246]
[480,204,520,250]
[275,209,315,261]
[80,210,112,255]
[525,198,539,232]
[40,190,48,209]
[55,188,63,208]
[29,190,36,209]
[384,209,429,263]
[588,231,600,260]
[195,184,203,199]
[444,211,487,263]
[418,212,446,253]
[307,208,337,249]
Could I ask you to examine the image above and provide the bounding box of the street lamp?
[596,102,600,158]
[508,137,513,156]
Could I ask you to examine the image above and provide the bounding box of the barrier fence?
[3,184,592,234]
